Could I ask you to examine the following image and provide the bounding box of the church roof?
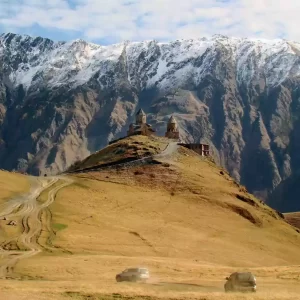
[168,115,177,124]
[136,108,146,116]
[129,122,155,133]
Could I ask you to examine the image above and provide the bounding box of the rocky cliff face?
[1,32,300,211]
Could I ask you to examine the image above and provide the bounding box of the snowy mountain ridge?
[2,32,300,92]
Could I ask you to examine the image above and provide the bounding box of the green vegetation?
[53,223,68,232]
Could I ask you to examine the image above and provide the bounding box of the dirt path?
[153,142,179,161]
[0,175,73,278]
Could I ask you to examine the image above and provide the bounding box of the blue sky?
[0,0,299,44]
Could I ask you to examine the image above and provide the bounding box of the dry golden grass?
[0,170,30,244]
[0,170,30,203]
[1,138,300,299]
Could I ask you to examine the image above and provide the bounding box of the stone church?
[127,109,156,136]
[125,109,209,156]
[127,109,180,140]
[165,115,180,139]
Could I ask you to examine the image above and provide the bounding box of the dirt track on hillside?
[0,176,73,278]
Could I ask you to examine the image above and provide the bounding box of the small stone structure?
[127,109,155,137]
[165,115,180,140]
[179,143,210,156]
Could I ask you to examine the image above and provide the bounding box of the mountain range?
[1,32,300,212]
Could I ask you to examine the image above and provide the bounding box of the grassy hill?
[48,145,300,267]
[1,137,300,299]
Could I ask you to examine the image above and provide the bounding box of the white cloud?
[0,0,299,43]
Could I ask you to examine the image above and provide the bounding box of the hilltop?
[67,135,169,172]
[1,136,300,299]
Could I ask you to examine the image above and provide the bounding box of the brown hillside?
[284,212,300,230]
[57,145,299,267]
[2,137,300,299]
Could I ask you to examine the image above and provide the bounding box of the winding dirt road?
[0,175,73,278]
[154,141,179,160]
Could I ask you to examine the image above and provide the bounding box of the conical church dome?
[168,115,177,124]
[166,115,179,136]
[135,108,147,124]
[136,108,146,116]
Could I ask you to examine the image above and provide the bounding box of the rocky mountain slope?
[1,32,300,211]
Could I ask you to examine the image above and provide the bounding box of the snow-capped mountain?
[1,32,300,211]
[2,33,300,91]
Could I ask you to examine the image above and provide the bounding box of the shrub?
[134,170,144,175]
